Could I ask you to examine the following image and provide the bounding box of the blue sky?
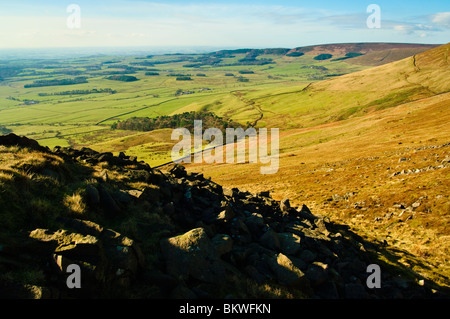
[0,1,448,48]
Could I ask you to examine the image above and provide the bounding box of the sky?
[0,0,449,50]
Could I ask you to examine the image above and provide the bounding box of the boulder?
[96,152,114,163]
[56,217,103,237]
[97,185,121,215]
[85,184,100,205]
[278,232,302,256]
[267,253,310,289]
[160,228,225,284]
[259,229,281,251]
[222,188,236,198]
[141,186,161,203]
[216,204,235,222]
[168,164,187,178]
[297,204,318,222]
[257,191,270,198]
[344,282,370,299]
[212,234,233,256]
[54,233,100,263]
[230,218,252,244]
[244,212,265,237]
[99,170,109,182]
[305,262,329,287]
[28,225,144,293]
[280,198,291,213]
[0,133,49,153]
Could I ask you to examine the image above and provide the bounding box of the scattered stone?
[257,191,270,198]
[1,134,448,299]
[280,198,291,213]
[28,223,144,295]
[0,133,49,153]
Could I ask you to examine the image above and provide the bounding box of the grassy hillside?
[1,43,448,292]
[206,43,450,129]
[1,135,449,299]
[183,44,450,287]
[0,43,435,154]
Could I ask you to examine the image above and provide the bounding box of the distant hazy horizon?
[0,46,238,59]
[0,41,445,60]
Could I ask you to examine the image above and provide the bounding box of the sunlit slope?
[206,43,450,129]
[184,44,450,287]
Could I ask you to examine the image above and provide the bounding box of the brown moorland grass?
[183,85,450,288]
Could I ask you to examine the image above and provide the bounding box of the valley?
[1,42,449,296]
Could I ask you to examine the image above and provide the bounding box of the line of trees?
[24,77,88,88]
[313,54,333,61]
[38,88,116,96]
[106,75,139,82]
[111,111,240,132]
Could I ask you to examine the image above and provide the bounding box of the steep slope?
[184,44,450,287]
[211,43,450,129]
[0,134,448,299]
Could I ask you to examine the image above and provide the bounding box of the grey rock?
[267,253,310,289]
[259,229,281,251]
[85,184,100,205]
[278,232,302,256]
[305,262,329,287]
[160,228,225,284]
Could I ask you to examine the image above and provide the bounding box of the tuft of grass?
[63,192,86,215]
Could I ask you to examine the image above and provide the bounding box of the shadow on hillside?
[326,221,450,297]
[1,133,449,299]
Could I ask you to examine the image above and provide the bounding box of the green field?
[0,49,368,163]
[2,44,446,167]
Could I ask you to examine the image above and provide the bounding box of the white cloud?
[430,12,450,28]
[0,3,323,48]
[1,3,449,48]
[392,22,437,35]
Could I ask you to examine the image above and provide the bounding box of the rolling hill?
[0,42,449,299]
[288,42,439,66]
[205,43,449,129]
[183,43,450,287]
[72,43,447,165]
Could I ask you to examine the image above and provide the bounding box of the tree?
[313,54,333,61]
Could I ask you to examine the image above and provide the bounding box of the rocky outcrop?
[0,133,50,153]
[16,219,145,297]
[0,134,448,299]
